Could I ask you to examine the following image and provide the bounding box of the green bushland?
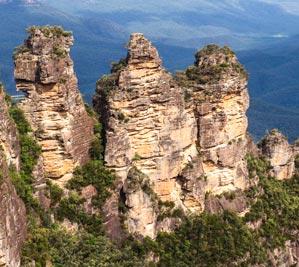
[19,143,299,265]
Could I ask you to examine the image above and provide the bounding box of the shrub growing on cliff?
[67,160,116,207]
[22,224,144,267]
[13,44,30,59]
[8,105,41,207]
[9,106,32,134]
[46,180,64,207]
[89,122,104,161]
[27,25,72,38]
[52,45,67,58]
[111,58,127,73]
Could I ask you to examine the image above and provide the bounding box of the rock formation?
[259,129,295,180]
[94,33,198,237]
[0,85,20,169]
[14,26,94,187]
[94,35,251,237]
[0,85,26,267]
[176,44,250,196]
[0,154,26,267]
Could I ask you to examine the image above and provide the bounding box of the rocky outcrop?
[0,97,26,267]
[94,35,251,237]
[0,85,20,169]
[94,33,198,237]
[267,240,299,267]
[14,26,94,187]
[177,44,250,196]
[259,129,295,180]
[0,157,26,267]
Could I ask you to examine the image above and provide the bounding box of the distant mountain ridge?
[0,0,298,141]
[0,0,38,4]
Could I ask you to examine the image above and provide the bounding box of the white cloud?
[259,0,299,14]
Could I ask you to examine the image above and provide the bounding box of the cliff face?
[259,130,295,180]
[0,87,26,267]
[94,35,251,237]
[177,44,250,197]
[0,85,20,169]
[14,26,94,187]
[0,154,26,267]
[94,33,198,237]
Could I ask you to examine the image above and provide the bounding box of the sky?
[261,0,299,14]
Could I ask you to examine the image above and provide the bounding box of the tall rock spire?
[94,33,198,238]
[14,26,94,186]
[182,44,250,195]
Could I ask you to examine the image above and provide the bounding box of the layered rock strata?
[0,87,26,267]
[95,33,198,237]
[0,155,26,267]
[0,85,20,169]
[14,26,94,186]
[94,35,251,237]
[259,129,295,180]
[176,44,250,196]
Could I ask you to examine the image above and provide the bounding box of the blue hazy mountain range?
[40,0,299,49]
[0,0,298,141]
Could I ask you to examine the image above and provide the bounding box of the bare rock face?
[0,84,26,267]
[0,143,26,267]
[94,35,251,237]
[95,33,198,189]
[267,240,299,267]
[14,26,94,187]
[94,33,198,237]
[0,85,20,169]
[259,129,295,180]
[177,44,250,196]
[204,190,248,215]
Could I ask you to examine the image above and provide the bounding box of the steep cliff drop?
[94,34,251,237]
[14,26,94,187]
[176,45,251,215]
[0,86,26,267]
[94,33,198,238]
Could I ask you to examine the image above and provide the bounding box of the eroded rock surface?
[95,33,200,237]
[14,26,94,187]
[94,35,251,237]
[259,129,295,180]
[177,44,250,196]
[0,84,26,267]
[0,85,20,169]
[0,134,26,267]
